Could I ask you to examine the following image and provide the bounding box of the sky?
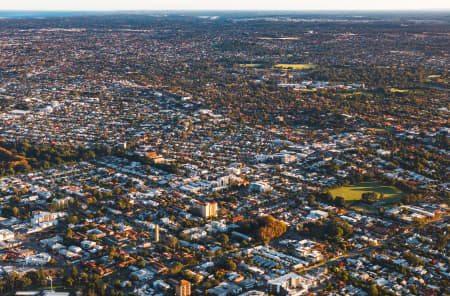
[1,0,449,11]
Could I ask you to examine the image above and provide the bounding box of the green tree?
[217,234,229,246]
[225,259,237,271]
[65,276,74,288]
[71,266,78,279]
[168,237,179,251]
[65,228,73,239]
[368,285,379,296]
[12,207,19,217]
[335,196,345,207]
[169,262,183,275]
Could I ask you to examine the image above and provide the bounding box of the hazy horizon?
[1,9,450,12]
[0,0,449,12]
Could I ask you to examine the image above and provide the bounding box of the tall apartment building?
[194,201,218,218]
[175,280,191,296]
[155,224,160,242]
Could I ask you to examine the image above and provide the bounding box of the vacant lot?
[329,181,404,202]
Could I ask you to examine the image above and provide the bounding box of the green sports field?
[273,64,317,70]
[239,64,261,68]
[329,181,404,202]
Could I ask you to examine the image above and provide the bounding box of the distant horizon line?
[0,9,449,12]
